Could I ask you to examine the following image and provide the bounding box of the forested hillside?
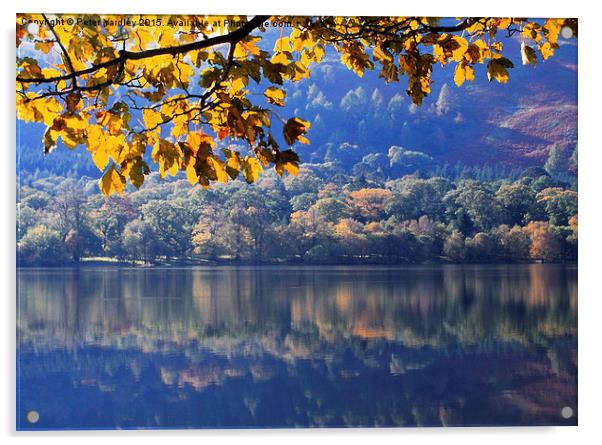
[17,164,577,266]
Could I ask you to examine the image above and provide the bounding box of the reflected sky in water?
[17,265,577,429]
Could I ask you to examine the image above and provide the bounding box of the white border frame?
[3,1,599,444]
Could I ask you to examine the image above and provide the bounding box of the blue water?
[16,264,577,429]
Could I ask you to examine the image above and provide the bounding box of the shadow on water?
[16,264,577,429]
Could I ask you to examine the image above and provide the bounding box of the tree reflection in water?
[17,265,577,429]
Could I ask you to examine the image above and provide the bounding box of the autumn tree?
[49,181,86,239]
[443,229,465,262]
[348,188,394,221]
[311,197,352,223]
[494,224,531,259]
[524,221,563,262]
[191,206,228,260]
[16,14,576,195]
[465,232,495,262]
[286,207,334,255]
[333,218,371,259]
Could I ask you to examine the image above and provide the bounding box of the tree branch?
[16,15,270,85]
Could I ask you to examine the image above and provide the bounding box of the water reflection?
[17,265,577,429]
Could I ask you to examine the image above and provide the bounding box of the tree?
[387,176,450,221]
[544,143,573,180]
[334,218,369,258]
[435,83,458,115]
[141,199,195,258]
[192,206,228,260]
[89,196,137,256]
[64,228,83,261]
[49,181,87,240]
[123,219,159,263]
[18,225,69,266]
[566,214,578,258]
[353,153,390,179]
[340,86,368,115]
[387,147,433,176]
[348,188,394,221]
[17,15,576,195]
[465,232,495,262]
[524,221,563,262]
[17,204,38,240]
[20,189,50,210]
[443,230,465,262]
[494,224,531,259]
[495,182,540,225]
[444,180,502,232]
[290,193,317,212]
[311,198,352,223]
[536,188,578,226]
[286,207,334,256]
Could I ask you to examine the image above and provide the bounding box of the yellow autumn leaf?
[275,149,300,176]
[283,162,299,176]
[99,164,125,195]
[152,139,182,178]
[208,157,229,183]
[230,76,247,93]
[290,29,315,51]
[539,42,557,60]
[87,125,109,170]
[454,62,474,87]
[450,36,468,62]
[283,117,311,145]
[121,157,148,189]
[133,28,155,50]
[264,87,286,106]
[270,52,290,65]
[373,45,393,63]
[186,159,199,184]
[234,37,261,58]
[273,37,292,53]
[223,148,242,179]
[313,45,325,63]
[242,157,263,183]
[34,41,54,54]
[143,109,163,130]
[487,57,514,83]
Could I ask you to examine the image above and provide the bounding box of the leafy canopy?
[16,14,577,195]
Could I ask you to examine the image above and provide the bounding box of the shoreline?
[16,259,578,268]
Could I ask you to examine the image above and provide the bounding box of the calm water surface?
[16,265,577,429]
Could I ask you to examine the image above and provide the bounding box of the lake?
[16,264,577,429]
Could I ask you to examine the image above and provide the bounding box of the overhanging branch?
[16,15,270,85]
